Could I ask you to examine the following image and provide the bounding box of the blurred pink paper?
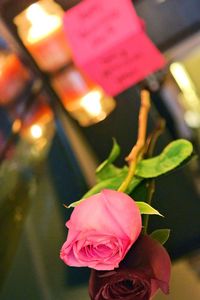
[63,0,165,96]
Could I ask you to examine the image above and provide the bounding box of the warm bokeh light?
[12,119,22,134]
[52,66,116,126]
[170,63,194,91]
[30,124,43,139]
[26,2,62,43]
[0,54,29,105]
[80,90,105,118]
[170,62,200,127]
[184,111,200,128]
[170,62,199,107]
[14,0,70,72]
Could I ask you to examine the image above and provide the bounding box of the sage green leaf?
[150,229,170,245]
[136,139,193,178]
[136,202,163,216]
[96,139,121,181]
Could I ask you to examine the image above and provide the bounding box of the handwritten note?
[63,0,165,96]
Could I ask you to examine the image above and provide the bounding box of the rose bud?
[60,189,142,270]
[89,235,171,300]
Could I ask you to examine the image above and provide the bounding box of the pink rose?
[89,235,171,300]
[60,189,142,270]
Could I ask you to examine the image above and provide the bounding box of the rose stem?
[118,90,151,193]
[143,119,166,234]
[142,181,155,234]
[144,118,166,159]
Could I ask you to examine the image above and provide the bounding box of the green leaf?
[161,153,196,176]
[126,177,143,195]
[96,139,121,181]
[136,139,193,178]
[136,202,163,216]
[150,229,170,245]
[68,198,85,208]
[68,176,142,208]
[83,172,127,198]
[82,175,142,200]
[97,164,127,182]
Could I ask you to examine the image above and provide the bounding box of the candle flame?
[80,90,106,119]
[30,124,43,139]
[26,3,62,43]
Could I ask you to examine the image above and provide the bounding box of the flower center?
[121,279,134,290]
[101,276,151,300]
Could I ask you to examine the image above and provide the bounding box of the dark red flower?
[89,235,171,300]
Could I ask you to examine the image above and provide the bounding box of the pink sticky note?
[63,0,165,96]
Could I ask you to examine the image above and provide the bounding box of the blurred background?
[0,0,200,299]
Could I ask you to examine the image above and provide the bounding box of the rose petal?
[89,235,171,299]
[123,235,171,296]
[60,190,142,270]
[67,189,141,241]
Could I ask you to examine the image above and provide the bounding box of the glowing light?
[12,119,22,133]
[170,62,200,109]
[80,90,105,118]
[26,3,62,43]
[0,55,4,77]
[30,124,43,139]
[170,63,193,90]
[184,111,200,128]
